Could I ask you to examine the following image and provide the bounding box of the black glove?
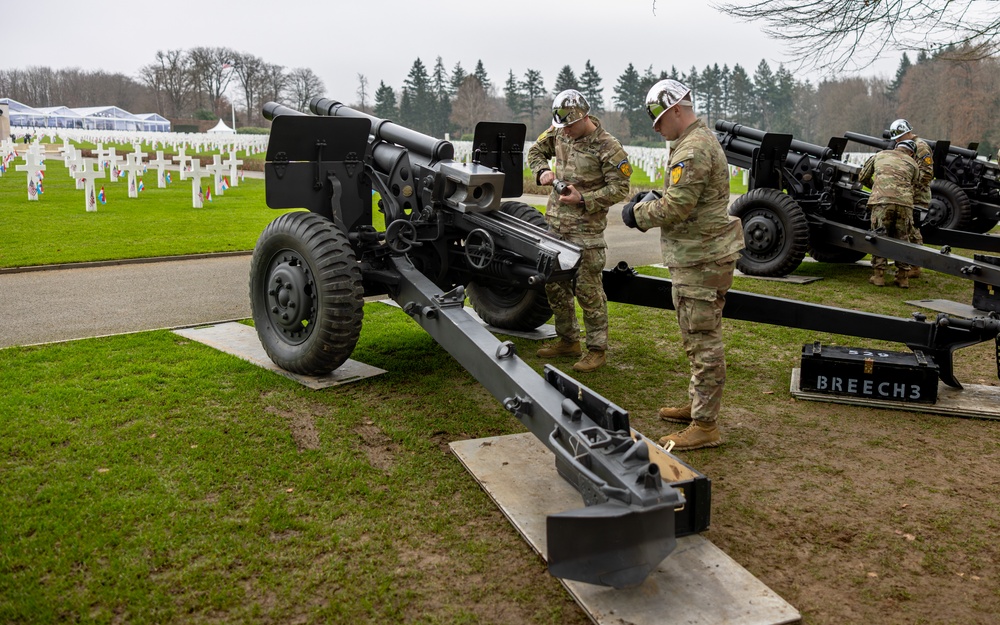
[629,190,649,204]
[621,202,638,229]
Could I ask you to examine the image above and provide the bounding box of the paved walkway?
[1,195,734,349]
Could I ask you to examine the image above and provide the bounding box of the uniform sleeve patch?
[670,162,685,185]
[923,156,932,165]
[617,159,633,178]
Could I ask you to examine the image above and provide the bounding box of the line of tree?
[1,46,997,155]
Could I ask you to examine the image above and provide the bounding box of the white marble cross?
[172,147,192,181]
[189,158,207,208]
[15,149,46,201]
[149,150,171,188]
[106,148,124,182]
[224,150,244,188]
[67,148,86,189]
[73,157,105,212]
[122,152,145,198]
[205,153,228,196]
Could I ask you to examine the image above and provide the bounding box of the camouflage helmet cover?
[645,79,693,127]
[551,90,590,128]
[888,119,913,141]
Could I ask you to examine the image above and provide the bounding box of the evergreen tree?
[752,59,776,128]
[504,69,526,119]
[521,68,546,131]
[728,64,754,123]
[579,60,604,113]
[450,61,467,96]
[400,57,433,133]
[430,56,451,137]
[888,52,912,100]
[373,80,397,120]
[472,60,491,92]
[613,63,647,141]
[772,65,796,132]
[700,64,723,123]
[720,64,732,120]
[553,65,579,94]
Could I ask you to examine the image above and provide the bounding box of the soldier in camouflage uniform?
[621,79,745,451]
[887,119,933,279]
[527,89,632,373]
[858,139,920,288]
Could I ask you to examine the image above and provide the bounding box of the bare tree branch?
[710,0,1000,73]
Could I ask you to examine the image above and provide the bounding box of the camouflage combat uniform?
[527,116,631,352]
[859,147,920,275]
[907,138,933,245]
[631,118,745,424]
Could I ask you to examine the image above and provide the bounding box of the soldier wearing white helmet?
[527,89,632,373]
[620,79,745,451]
[888,118,933,278]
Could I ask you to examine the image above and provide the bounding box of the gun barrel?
[310,97,454,161]
[844,131,891,151]
[925,139,979,160]
[716,120,833,160]
[262,102,306,120]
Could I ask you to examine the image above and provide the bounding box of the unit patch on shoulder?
[670,162,685,185]
[923,156,932,165]
[617,158,633,178]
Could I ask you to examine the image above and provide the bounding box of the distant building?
[0,98,171,132]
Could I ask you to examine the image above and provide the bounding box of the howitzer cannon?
[253,98,708,589]
[715,121,1000,301]
[844,130,1000,235]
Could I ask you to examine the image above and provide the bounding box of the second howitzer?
[252,98,708,588]
[844,130,1000,235]
[715,120,1000,298]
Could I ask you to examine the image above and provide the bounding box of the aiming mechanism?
[254,97,708,589]
[714,121,1000,301]
[843,130,1000,237]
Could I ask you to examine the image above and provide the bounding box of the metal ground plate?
[173,322,386,389]
[790,368,1000,419]
[450,432,801,625]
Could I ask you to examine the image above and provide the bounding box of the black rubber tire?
[808,242,867,264]
[926,179,973,231]
[466,201,554,331]
[249,212,364,375]
[729,188,810,276]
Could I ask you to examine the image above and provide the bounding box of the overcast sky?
[7,0,902,106]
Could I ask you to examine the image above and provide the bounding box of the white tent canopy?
[208,119,235,134]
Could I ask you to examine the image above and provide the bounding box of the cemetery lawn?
[0,161,289,269]
[2,258,1000,624]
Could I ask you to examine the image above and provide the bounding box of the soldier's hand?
[539,170,555,186]
[621,202,638,229]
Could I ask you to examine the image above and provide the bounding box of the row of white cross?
[1,138,245,211]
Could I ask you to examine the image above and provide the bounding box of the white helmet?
[551,90,590,127]
[645,79,692,127]
[888,119,913,141]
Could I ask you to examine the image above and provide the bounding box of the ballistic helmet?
[551,90,590,127]
[645,79,692,127]
[895,139,917,154]
[888,119,913,141]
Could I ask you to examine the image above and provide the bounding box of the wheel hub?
[743,211,784,258]
[925,198,949,228]
[265,252,316,344]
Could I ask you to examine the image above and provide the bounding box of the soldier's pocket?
[675,285,720,333]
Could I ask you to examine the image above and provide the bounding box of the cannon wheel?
[466,201,554,331]
[808,242,867,264]
[249,211,364,375]
[729,188,809,276]
[926,180,973,231]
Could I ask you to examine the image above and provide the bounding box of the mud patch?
[264,404,321,452]
[355,421,402,472]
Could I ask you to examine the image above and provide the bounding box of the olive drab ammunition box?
[973,254,1000,313]
[799,342,939,404]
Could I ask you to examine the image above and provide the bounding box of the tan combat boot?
[536,339,582,359]
[895,270,910,289]
[659,421,722,451]
[572,350,606,373]
[909,266,922,279]
[869,269,885,287]
[658,402,693,424]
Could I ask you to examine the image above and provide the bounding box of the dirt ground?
[619,343,1000,625]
